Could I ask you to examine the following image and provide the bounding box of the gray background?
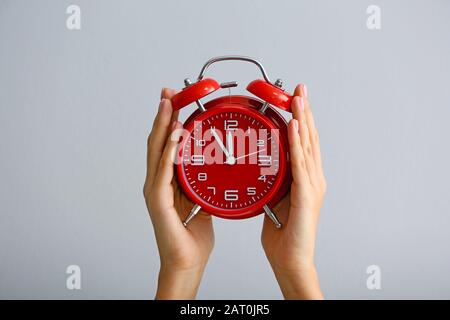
[1,0,449,299]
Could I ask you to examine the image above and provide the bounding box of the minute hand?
[227,131,234,159]
[210,128,230,157]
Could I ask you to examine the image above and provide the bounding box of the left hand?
[144,88,215,299]
[261,84,326,299]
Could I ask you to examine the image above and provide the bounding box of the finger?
[288,119,310,186]
[146,99,173,185]
[293,83,307,98]
[161,88,180,125]
[293,96,317,185]
[303,99,324,179]
[291,83,307,123]
[171,110,179,122]
[155,121,183,186]
[160,87,177,100]
[293,86,325,186]
[292,85,302,121]
[152,121,187,229]
[296,84,324,181]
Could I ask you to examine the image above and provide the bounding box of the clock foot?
[263,205,282,228]
[183,204,202,227]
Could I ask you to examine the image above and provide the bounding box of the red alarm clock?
[171,56,294,228]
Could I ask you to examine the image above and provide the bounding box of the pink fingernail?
[159,98,167,111]
[301,84,308,98]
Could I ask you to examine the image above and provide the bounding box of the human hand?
[261,85,326,299]
[144,88,214,299]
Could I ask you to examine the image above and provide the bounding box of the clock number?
[195,139,206,147]
[257,139,265,147]
[191,155,205,166]
[258,155,272,167]
[258,175,267,182]
[198,173,207,181]
[224,120,238,131]
[224,189,238,201]
[207,186,216,195]
[247,187,256,196]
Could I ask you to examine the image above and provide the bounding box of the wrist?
[271,263,323,300]
[155,265,205,300]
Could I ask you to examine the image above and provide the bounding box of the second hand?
[235,149,266,160]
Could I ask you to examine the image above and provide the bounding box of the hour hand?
[210,127,230,158]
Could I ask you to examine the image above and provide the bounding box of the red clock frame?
[175,95,292,219]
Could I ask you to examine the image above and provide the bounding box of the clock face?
[177,105,286,218]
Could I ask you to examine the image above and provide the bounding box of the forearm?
[155,266,205,300]
[272,264,323,300]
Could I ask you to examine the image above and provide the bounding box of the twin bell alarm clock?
[170,56,295,228]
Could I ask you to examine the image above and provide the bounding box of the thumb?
[151,121,187,230]
[154,121,184,187]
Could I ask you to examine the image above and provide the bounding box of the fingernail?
[292,119,298,131]
[159,98,167,111]
[160,88,166,100]
[299,97,305,112]
[301,84,308,98]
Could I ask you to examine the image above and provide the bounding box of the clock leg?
[259,79,284,114]
[263,205,282,228]
[184,78,206,112]
[183,204,202,227]
[259,102,271,114]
